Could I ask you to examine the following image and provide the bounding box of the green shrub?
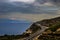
[48,22,60,32]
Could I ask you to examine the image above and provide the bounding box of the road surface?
[25,23,49,40]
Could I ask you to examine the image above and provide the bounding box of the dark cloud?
[0,0,59,14]
[0,0,8,2]
[36,0,60,5]
[36,0,47,4]
[0,0,59,21]
[51,0,60,3]
[49,0,60,5]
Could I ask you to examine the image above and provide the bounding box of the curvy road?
[17,23,49,40]
[25,23,49,40]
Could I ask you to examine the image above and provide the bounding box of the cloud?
[0,0,59,14]
[10,0,35,4]
[35,0,47,4]
[0,1,59,14]
[48,0,60,6]
[0,12,60,22]
[0,0,60,22]
[35,0,60,6]
[42,2,53,6]
[50,0,60,3]
[0,0,9,2]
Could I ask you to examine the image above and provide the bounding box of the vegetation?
[0,35,21,40]
[0,33,30,40]
[47,22,60,32]
[30,23,41,33]
[38,22,60,40]
[38,35,60,40]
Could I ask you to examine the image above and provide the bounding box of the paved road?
[25,23,49,40]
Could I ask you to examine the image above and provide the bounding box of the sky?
[10,0,35,3]
[0,0,60,22]
[0,0,60,35]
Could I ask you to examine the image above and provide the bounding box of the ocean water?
[0,19,32,35]
[0,23,32,35]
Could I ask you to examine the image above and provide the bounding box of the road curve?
[25,23,49,40]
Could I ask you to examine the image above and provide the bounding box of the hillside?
[25,16,60,40]
[26,17,60,33]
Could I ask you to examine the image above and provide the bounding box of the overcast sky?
[0,0,60,22]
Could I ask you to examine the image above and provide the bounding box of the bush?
[48,22,60,32]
